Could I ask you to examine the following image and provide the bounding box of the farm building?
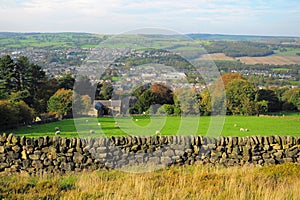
[89,100,122,117]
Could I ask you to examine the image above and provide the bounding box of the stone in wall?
[0,133,299,175]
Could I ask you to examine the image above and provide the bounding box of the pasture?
[9,114,300,138]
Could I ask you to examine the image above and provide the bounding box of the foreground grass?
[0,163,299,199]
[9,114,300,138]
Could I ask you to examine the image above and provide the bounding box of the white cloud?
[0,0,299,36]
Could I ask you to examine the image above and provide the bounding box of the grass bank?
[0,163,299,199]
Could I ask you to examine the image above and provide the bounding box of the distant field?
[8,114,300,138]
[237,56,300,65]
[273,48,300,56]
[198,53,235,61]
[198,53,300,65]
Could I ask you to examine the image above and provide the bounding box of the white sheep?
[135,119,139,122]
[97,123,101,126]
[240,128,245,132]
[90,130,95,134]
[155,130,161,135]
[245,128,249,132]
[55,131,60,135]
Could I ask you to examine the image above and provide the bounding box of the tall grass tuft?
[0,163,299,199]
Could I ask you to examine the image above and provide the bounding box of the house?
[90,100,122,116]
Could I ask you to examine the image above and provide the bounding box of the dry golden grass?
[198,53,300,65]
[198,53,236,61]
[237,56,300,65]
[1,163,300,199]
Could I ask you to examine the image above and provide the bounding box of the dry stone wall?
[0,133,300,175]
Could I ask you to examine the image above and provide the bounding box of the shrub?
[157,104,174,115]
[15,101,34,125]
[0,100,18,130]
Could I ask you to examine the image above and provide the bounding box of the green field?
[271,67,290,71]
[273,48,300,56]
[8,114,300,138]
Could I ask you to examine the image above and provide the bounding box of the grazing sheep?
[245,128,249,132]
[55,127,60,131]
[155,130,161,135]
[55,131,60,135]
[115,125,120,128]
[90,130,95,134]
[135,119,139,122]
[97,123,101,126]
[240,128,245,132]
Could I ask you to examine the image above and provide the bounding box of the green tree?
[47,89,73,119]
[58,73,75,90]
[14,56,31,91]
[282,88,300,110]
[72,93,91,115]
[157,104,174,115]
[0,100,18,130]
[226,79,257,115]
[0,55,15,98]
[99,82,113,100]
[33,78,59,114]
[0,100,33,130]
[15,101,34,125]
[256,89,281,112]
[134,90,156,113]
[176,90,199,115]
[74,76,94,97]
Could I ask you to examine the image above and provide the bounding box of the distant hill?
[186,33,300,41]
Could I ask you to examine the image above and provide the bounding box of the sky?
[0,0,299,36]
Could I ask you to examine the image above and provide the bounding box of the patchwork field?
[198,53,300,65]
[8,113,300,138]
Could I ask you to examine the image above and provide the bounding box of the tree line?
[0,55,299,131]
[0,55,90,130]
[204,41,274,57]
[127,73,299,116]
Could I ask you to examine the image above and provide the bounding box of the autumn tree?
[199,89,212,116]
[151,83,174,105]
